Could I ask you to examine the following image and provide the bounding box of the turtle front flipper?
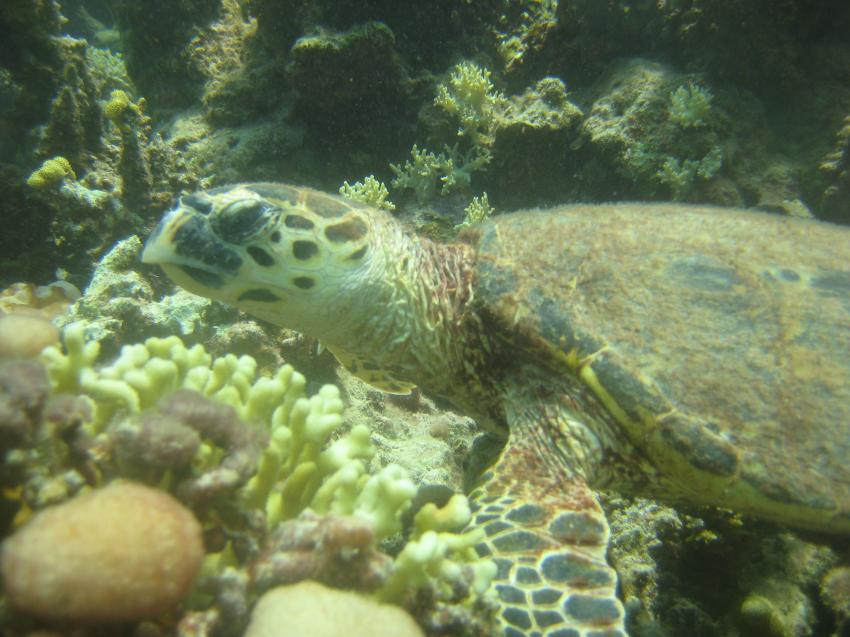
[470,399,626,637]
[325,344,416,395]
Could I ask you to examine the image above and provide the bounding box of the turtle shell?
[473,203,850,533]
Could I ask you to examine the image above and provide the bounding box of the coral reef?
[114,0,220,109]
[605,495,843,637]
[579,59,727,202]
[287,21,415,164]
[819,114,850,223]
[821,566,850,636]
[0,326,496,635]
[2,2,850,635]
[0,281,79,319]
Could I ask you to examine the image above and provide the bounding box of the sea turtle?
[142,183,850,637]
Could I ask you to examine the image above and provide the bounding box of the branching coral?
[434,62,503,149]
[583,60,726,200]
[668,82,714,129]
[455,193,495,231]
[85,47,135,98]
[339,176,396,211]
[391,144,489,202]
[391,62,503,203]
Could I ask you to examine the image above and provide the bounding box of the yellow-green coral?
[26,156,76,189]
[42,326,425,540]
[242,379,416,536]
[380,494,496,603]
[103,89,134,121]
[434,62,503,148]
[339,176,396,211]
[668,82,714,129]
[390,145,488,202]
[392,62,501,203]
[456,193,495,230]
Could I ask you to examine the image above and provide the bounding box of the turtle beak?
[142,202,246,299]
[141,207,186,266]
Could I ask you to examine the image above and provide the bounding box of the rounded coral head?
[1,481,203,623]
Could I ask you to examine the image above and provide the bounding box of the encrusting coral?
[25,156,76,189]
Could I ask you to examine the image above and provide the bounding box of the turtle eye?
[214,200,274,243]
[181,193,213,215]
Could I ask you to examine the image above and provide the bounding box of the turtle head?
[142,183,385,338]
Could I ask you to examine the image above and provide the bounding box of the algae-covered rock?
[288,21,415,158]
[115,0,219,109]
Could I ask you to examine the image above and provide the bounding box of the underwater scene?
[1,1,849,636]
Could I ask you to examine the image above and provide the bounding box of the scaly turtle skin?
[143,183,850,637]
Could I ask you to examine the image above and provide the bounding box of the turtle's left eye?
[214,200,275,243]
[181,193,213,215]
